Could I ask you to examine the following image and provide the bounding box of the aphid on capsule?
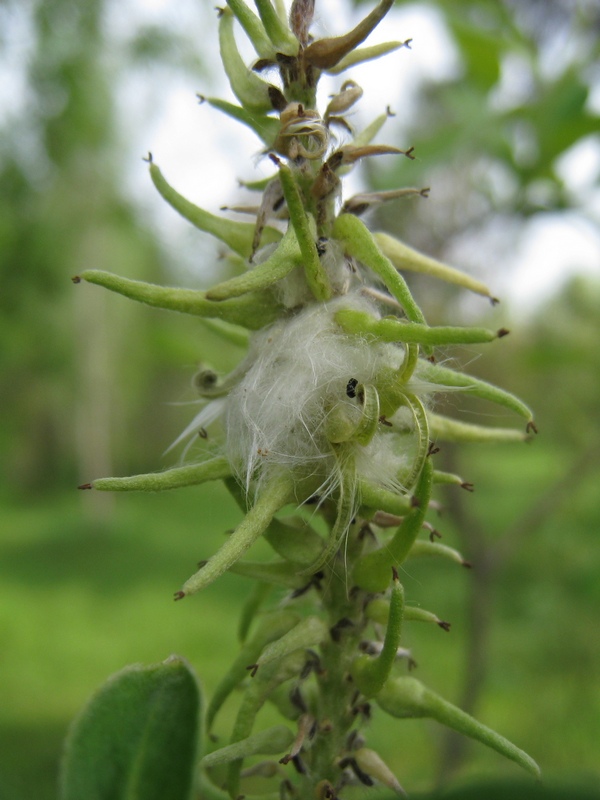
[346,378,358,398]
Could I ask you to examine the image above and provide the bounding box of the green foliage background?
[0,0,598,797]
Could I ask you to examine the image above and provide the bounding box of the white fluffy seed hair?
[224,293,406,495]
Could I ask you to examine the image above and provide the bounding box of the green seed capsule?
[90,458,231,492]
[300,449,356,576]
[332,214,425,324]
[148,160,281,258]
[207,609,301,731]
[335,308,500,346]
[367,598,449,629]
[353,458,433,592]
[394,392,430,490]
[326,40,411,75]
[374,231,495,299]
[237,581,273,644]
[350,106,394,148]
[408,540,469,567]
[201,724,295,767]
[303,0,394,69]
[353,748,406,795]
[180,474,293,597]
[256,616,329,669]
[264,516,325,567]
[226,0,276,59]
[219,7,274,112]
[376,676,541,779]
[351,571,404,697]
[428,413,529,444]
[277,160,332,301]
[325,383,380,446]
[254,0,299,55]
[203,96,280,147]
[77,269,283,330]
[358,480,412,517]
[228,559,307,588]
[226,651,306,797]
[416,360,535,424]
[206,225,303,301]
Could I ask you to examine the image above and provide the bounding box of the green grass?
[1,441,599,798]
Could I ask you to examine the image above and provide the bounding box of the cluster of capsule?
[76,1,538,796]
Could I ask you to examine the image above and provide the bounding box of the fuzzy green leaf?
[60,657,200,800]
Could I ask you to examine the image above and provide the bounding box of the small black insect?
[346,378,358,398]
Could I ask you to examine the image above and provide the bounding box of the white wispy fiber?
[224,292,406,496]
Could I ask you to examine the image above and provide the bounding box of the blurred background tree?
[0,0,598,798]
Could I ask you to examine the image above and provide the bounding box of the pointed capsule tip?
[497,327,510,338]
[71,275,81,284]
[77,482,92,490]
[460,482,475,492]
[438,620,451,632]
